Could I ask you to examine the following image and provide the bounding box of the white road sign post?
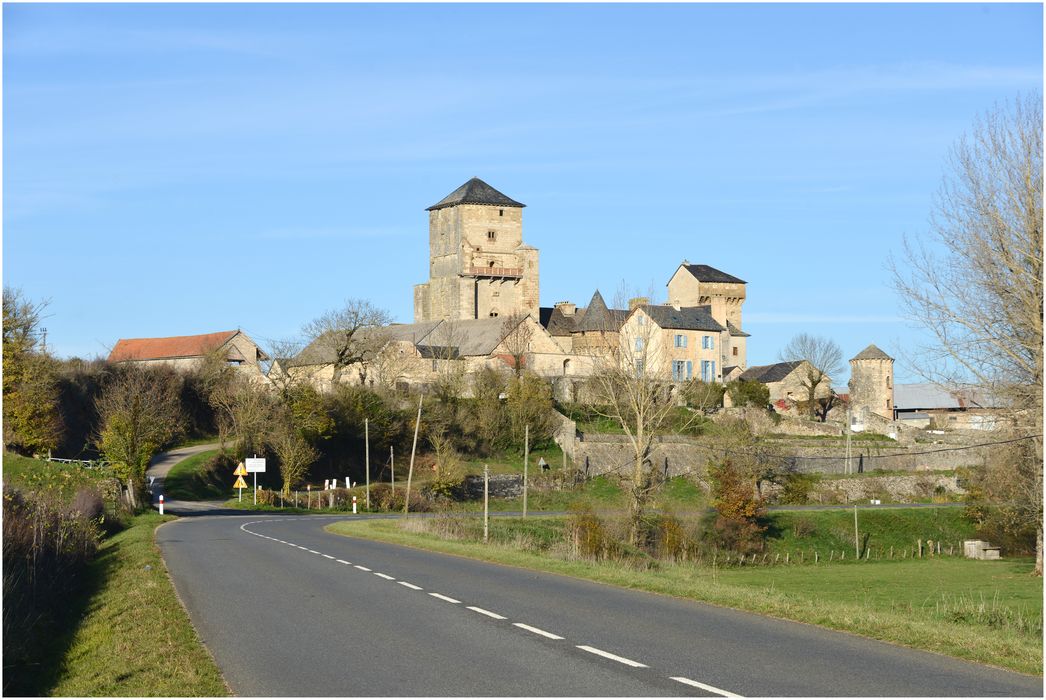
[246,456,266,505]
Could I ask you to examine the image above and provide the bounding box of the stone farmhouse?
[107,330,268,379]
[723,360,832,408]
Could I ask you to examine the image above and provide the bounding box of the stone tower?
[414,177,540,323]
[848,344,895,420]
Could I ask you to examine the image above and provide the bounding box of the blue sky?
[3,3,1042,383]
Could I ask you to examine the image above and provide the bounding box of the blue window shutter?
[686,361,693,380]
[710,336,715,350]
[712,360,716,379]
[683,335,687,348]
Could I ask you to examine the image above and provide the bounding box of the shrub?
[566,503,607,559]
[726,380,770,408]
[707,458,766,554]
[653,512,690,560]
[778,471,820,505]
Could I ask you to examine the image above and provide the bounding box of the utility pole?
[854,505,860,559]
[483,464,490,544]
[364,418,370,510]
[404,396,423,514]
[523,424,529,518]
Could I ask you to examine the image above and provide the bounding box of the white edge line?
[513,622,564,640]
[670,677,743,698]
[398,581,423,590]
[466,606,506,620]
[576,645,648,668]
[336,559,351,565]
[374,572,395,580]
[428,592,461,604]
[354,565,372,571]
[322,554,335,559]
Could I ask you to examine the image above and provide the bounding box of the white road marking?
[322,554,335,559]
[297,546,308,550]
[467,606,506,620]
[374,573,396,580]
[513,623,564,640]
[670,677,743,698]
[307,549,320,554]
[398,581,423,590]
[576,645,648,668]
[354,565,372,572]
[336,559,351,565]
[429,593,461,604]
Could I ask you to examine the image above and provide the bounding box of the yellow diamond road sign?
[234,463,248,476]
[233,475,248,489]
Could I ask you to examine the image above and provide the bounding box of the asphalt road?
[157,513,1042,697]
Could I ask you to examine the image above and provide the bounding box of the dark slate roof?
[641,305,724,332]
[426,177,525,211]
[539,306,580,336]
[574,290,628,332]
[851,344,893,361]
[681,264,746,284]
[727,321,750,337]
[738,360,804,384]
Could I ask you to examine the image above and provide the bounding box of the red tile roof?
[108,330,240,362]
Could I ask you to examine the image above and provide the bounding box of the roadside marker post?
[523,425,529,518]
[352,495,357,514]
[483,465,490,543]
[159,494,164,515]
[365,418,370,510]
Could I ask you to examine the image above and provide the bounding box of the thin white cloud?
[747,313,902,324]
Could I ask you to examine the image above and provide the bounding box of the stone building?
[727,360,832,407]
[666,262,749,369]
[414,178,539,323]
[848,344,894,422]
[107,330,269,378]
[617,302,726,382]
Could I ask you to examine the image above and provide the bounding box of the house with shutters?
[617,302,727,382]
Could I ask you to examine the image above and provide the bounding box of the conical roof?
[575,290,628,332]
[426,177,525,211]
[851,344,893,361]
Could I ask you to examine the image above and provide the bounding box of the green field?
[3,453,115,499]
[328,512,1042,675]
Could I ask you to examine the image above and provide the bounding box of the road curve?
[157,514,1041,697]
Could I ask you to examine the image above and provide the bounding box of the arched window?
[563,359,571,376]
[489,310,499,318]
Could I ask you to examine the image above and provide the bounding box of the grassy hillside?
[163,449,231,500]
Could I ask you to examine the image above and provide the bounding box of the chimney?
[554,301,576,316]
[629,297,649,311]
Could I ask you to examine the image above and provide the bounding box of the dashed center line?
[577,645,648,668]
[513,623,564,640]
[670,677,743,698]
[239,519,743,699]
[467,606,506,620]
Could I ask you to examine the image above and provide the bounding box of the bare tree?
[264,338,306,397]
[891,94,1043,574]
[95,366,184,508]
[500,313,533,378]
[301,299,393,386]
[209,374,277,458]
[425,320,468,400]
[268,407,320,495]
[371,341,416,392]
[586,295,687,547]
[778,334,843,421]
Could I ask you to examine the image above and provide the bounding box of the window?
[432,359,438,372]
[487,231,496,241]
[672,360,686,381]
[674,334,687,348]
[701,360,711,382]
[702,335,715,350]
[492,291,500,297]
[489,310,499,317]
[635,359,644,376]
[732,346,738,357]
[499,209,504,217]
[635,338,644,351]
[563,359,571,376]
[489,260,496,268]
[638,314,645,325]
[886,376,891,388]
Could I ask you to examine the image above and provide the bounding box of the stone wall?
[463,474,523,499]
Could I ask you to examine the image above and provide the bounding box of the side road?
[146,444,229,514]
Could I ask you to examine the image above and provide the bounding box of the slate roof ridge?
[851,343,893,361]
[681,263,746,284]
[639,304,724,332]
[426,177,525,211]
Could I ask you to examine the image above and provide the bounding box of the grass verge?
[46,512,228,696]
[327,517,1042,676]
[163,449,229,500]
